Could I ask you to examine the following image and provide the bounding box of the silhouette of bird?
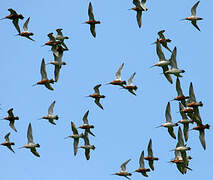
[20,123,40,157]
[3,108,19,132]
[17,17,35,41]
[87,84,105,110]
[0,8,24,33]
[1,132,15,153]
[112,159,132,180]
[33,58,54,90]
[65,121,84,156]
[83,2,100,37]
[181,1,203,31]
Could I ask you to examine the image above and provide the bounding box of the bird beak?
[155,125,162,128]
[18,146,25,149]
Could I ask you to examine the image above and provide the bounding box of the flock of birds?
[0,0,209,179]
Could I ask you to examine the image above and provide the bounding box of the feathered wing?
[121,159,131,171]
[30,147,40,157]
[27,123,34,144]
[116,63,124,80]
[191,1,200,16]
[168,127,176,139]
[23,17,30,32]
[83,110,89,124]
[88,2,95,21]
[162,66,173,84]
[199,130,206,150]
[48,101,56,115]
[191,21,200,31]
[94,98,104,110]
[90,24,96,37]
[136,11,142,28]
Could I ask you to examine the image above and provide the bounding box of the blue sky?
[0,0,212,179]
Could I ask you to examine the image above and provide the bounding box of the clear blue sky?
[0,0,212,179]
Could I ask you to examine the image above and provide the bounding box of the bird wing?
[47,32,56,41]
[176,77,183,96]
[133,0,142,8]
[9,121,17,132]
[85,149,90,160]
[93,84,101,94]
[88,2,95,21]
[116,63,124,80]
[183,123,189,142]
[4,132,10,141]
[48,119,56,125]
[54,65,61,82]
[139,151,145,168]
[191,1,200,16]
[170,47,177,68]
[83,110,89,124]
[121,159,131,171]
[90,24,96,38]
[41,58,48,80]
[7,145,15,153]
[56,28,63,36]
[73,138,79,156]
[48,101,56,115]
[168,127,176,139]
[94,98,104,110]
[23,17,30,32]
[30,147,40,157]
[148,160,154,171]
[128,72,136,86]
[71,121,78,135]
[178,127,184,146]
[7,108,14,117]
[165,102,172,123]
[156,41,166,61]
[83,132,90,145]
[179,103,187,119]
[189,82,196,102]
[8,8,18,15]
[27,123,34,144]
[128,89,137,96]
[147,139,153,157]
[136,11,142,28]
[44,83,54,91]
[191,20,200,31]
[12,19,21,34]
[162,66,173,84]
[158,30,165,39]
[199,130,206,150]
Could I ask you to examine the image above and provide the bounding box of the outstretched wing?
[121,159,131,171]
[7,108,14,117]
[94,84,101,94]
[158,30,165,39]
[115,63,124,80]
[191,1,200,16]
[94,98,104,110]
[27,123,34,144]
[41,58,48,80]
[83,110,89,124]
[88,2,95,21]
[31,147,40,157]
[23,17,30,32]
[48,101,56,115]
[128,72,136,86]
[191,21,200,31]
